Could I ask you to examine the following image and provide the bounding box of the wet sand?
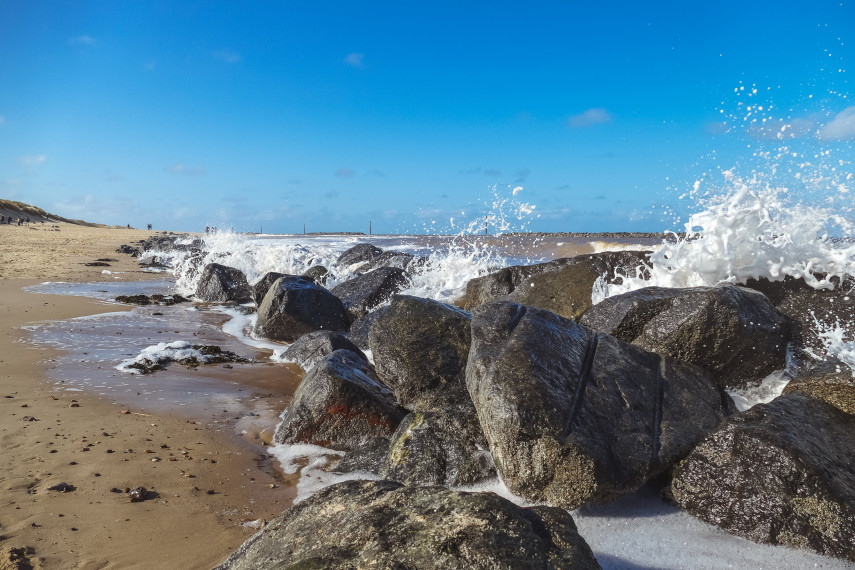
[0,224,297,569]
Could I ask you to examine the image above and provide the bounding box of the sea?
[19,92,855,568]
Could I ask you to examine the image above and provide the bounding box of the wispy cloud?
[0,116,5,126]
[17,154,46,167]
[213,49,241,64]
[343,53,364,67]
[165,163,205,176]
[368,169,386,177]
[483,168,502,177]
[514,168,530,183]
[335,167,355,178]
[819,106,855,140]
[568,108,612,128]
[69,35,96,46]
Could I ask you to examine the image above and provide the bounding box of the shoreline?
[0,224,297,568]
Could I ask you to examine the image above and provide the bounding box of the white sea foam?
[116,340,207,374]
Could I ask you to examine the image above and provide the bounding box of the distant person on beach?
[147,223,152,230]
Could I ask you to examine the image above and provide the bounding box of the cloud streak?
[213,49,241,64]
[165,163,205,176]
[17,154,46,166]
[335,167,355,178]
[568,108,612,128]
[819,106,855,140]
[344,53,364,67]
[69,35,96,46]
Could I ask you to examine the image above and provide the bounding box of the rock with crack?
[282,330,367,372]
[467,301,733,509]
[330,267,409,321]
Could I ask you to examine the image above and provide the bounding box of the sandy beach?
[0,223,297,569]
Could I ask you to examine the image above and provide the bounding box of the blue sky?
[2,2,854,233]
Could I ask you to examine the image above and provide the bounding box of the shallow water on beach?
[23,280,300,455]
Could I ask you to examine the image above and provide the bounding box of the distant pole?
[260,225,262,234]
[484,216,488,235]
[369,220,372,235]
[303,224,306,235]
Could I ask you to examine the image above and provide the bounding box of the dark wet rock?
[743,275,855,358]
[116,244,141,256]
[330,267,409,320]
[125,344,251,374]
[359,251,416,274]
[667,392,855,562]
[47,482,75,492]
[379,406,496,487]
[215,479,600,570]
[461,251,650,318]
[142,234,201,252]
[84,261,111,267]
[467,302,733,509]
[301,265,329,285]
[335,243,382,268]
[251,271,289,305]
[283,330,366,371]
[783,358,855,415]
[273,350,406,451]
[128,486,150,502]
[346,306,388,351]
[370,295,472,411]
[580,285,793,388]
[195,263,253,303]
[115,294,189,306]
[334,436,390,474]
[255,276,349,342]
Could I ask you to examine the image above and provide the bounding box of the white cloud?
[819,106,855,140]
[69,35,96,46]
[344,53,364,67]
[17,154,46,167]
[213,49,241,64]
[0,116,5,126]
[165,163,205,176]
[568,108,612,128]
[335,167,355,178]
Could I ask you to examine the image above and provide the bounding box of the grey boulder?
[580,285,793,388]
[370,295,472,411]
[330,266,409,320]
[195,263,252,303]
[255,276,349,342]
[215,479,601,570]
[467,302,733,509]
[273,350,406,451]
[282,330,366,372]
[668,392,855,562]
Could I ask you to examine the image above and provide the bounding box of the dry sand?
[0,223,298,569]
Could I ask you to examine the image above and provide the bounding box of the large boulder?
[301,265,329,285]
[273,350,406,451]
[667,392,855,562]
[335,243,382,269]
[580,285,793,389]
[282,330,366,372]
[215,480,601,570]
[359,251,417,274]
[378,406,496,487]
[783,358,855,415]
[370,295,472,411]
[195,263,252,303]
[743,275,855,358]
[250,271,288,305]
[346,306,388,351]
[461,251,649,317]
[330,266,409,320]
[467,302,733,509]
[255,276,349,342]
